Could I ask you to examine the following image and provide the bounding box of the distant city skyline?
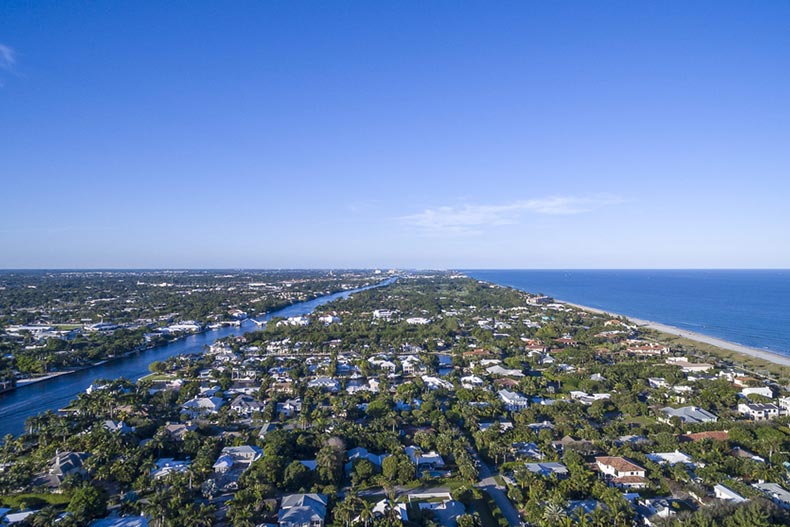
[2,2,789,269]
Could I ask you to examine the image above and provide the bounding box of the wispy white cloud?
[0,44,16,70]
[399,194,624,235]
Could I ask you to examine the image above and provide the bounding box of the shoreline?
[559,300,790,367]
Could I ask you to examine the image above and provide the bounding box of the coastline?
[559,300,790,368]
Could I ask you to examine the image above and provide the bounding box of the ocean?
[463,270,790,357]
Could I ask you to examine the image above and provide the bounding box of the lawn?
[0,492,71,509]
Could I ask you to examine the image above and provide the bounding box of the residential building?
[279,494,328,527]
[660,406,718,424]
[738,402,781,421]
[595,456,648,488]
[525,462,569,478]
[498,389,529,411]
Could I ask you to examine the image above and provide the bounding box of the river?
[0,278,395,437]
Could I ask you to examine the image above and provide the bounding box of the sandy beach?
[560,301,790,367]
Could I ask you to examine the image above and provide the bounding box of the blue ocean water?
[463,270,790,356]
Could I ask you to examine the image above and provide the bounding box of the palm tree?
[358,500,375,527]
[32,507,59,527]
[541,502,567,527]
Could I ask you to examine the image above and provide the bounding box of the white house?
[595,456,647,488]
[307,377,341,392]
[647,451,694,467]
[498,389,530,411]
[405,446,445,468]
[181,396,224,418]
[741,386,774,399]
[714,484,748,504]
[230,394,265,416]
[738,402,781,421]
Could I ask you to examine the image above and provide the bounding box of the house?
[498,389,529,411]
[460,375,484,389]
[152,458,190,479]
[415,498,465,527]
[230,394,265,416]
[276,398,303,418]
[370,499,408,523]
[259,422,279,438]
[372,309,395,320]
[3,511,38,524]
[213,445,263,488]
[486,365,524,377]
[732,446,765,463]
[660,406,717,424]
[569,391,611,406]
[753,482,790,510]
[512,442,544,459]
[181,396,224,418]
[278,494,328,527]
[595,456,648,488]
[525,462,569,479]
[401,356,423,375]
[344,447,389,474]
[738,402,781,421]
[527,420,555,432]
[741,386,773,399]
[33,451,90,488]
[666,357,713,373]
[162,422,197,441]
[420,375,452,391]
[635,498,682,526]
[647,451,694,467]
[626,341,669,355]
[648,377,669,389]
[714,484,748,504]
[317,315,340,325]
[102,420,133,434]
[405,446,445,468]
[307,377,340,392]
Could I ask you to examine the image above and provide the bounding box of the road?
[472,452,523,527]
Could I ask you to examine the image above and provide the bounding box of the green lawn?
[0,492,71,509]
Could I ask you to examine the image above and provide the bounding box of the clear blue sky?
[1,1,789,269]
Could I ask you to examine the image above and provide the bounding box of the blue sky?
[1,1,789,269]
